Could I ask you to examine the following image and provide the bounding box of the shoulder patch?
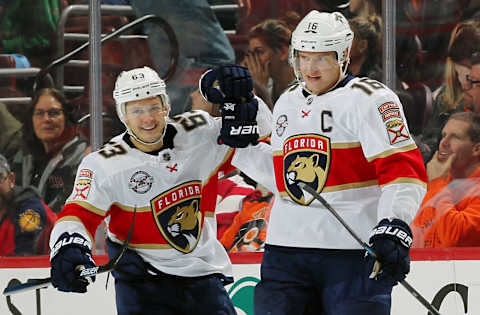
[377,101,410,145]
[73,169,94,201]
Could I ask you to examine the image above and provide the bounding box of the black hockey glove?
[366,218,412,287]
[199,64,259,148]
[50,232,96,293]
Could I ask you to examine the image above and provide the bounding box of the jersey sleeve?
[232,142,276,193]
[49,154,111,252]
[354,86,427,223]
[256,96,273,139]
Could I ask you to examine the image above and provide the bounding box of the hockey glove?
[50,232,96,293]
[366,218,412,287]
[199,64,254,104]
[199,64,259,148]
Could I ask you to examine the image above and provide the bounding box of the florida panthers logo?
[283,135,330,205]
[151,181,203,253]
[167,200,201,246]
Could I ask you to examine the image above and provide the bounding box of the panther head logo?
[166,199,201,252]
[285,153,328,204]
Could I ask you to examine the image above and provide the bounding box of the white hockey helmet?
[290,10,354,90]
[113,66,170,144]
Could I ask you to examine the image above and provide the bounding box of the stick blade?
[3,278,51,296]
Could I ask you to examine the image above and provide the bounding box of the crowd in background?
[1,0,480,256]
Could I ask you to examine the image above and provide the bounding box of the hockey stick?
[298,183,441,315]
[3,207,137,296]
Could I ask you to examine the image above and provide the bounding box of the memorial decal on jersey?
[282,134,331,205]
[72,169,93,200]
[151,181,203,253]
[378,101,410,145]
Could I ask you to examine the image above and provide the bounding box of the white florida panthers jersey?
[233,77,427,249]
[50,103,272,279]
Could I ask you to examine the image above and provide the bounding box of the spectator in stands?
[0,102,22,161]
[216,171,257,240]
[0,153,56,256]
[0,0,60,68]
[129,0,236,115]
[243,16,297,104]
[348,14,429,151]
[348,14,383,80]
[220,189,273,253]
[422,20,480,161]
[11,88,88,214]
[412,112,480,248]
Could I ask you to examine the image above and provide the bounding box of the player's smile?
[124,96,169,149]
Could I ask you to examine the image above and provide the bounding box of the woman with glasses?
[10,88,88,213]
[422,19,480,163]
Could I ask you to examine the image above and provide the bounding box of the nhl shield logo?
[283,134,331,205]
[151,181,203,253]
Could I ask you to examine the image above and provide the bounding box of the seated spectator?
[411,112,480,248]
[348,14,383,80]
[422,19,480,161]
[11,88,88,214]
[0,102,22,161]
[243,15,298,104]
[0,153,56,256]
[220,189,273,253]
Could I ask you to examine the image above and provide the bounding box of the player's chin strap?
[299,69,346,96]
[297,183,442,315]
[3,207,137,297]
[127,122,167,147]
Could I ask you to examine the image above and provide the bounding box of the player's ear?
[8,172,15,188]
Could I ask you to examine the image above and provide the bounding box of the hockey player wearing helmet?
[48,65,272,314]
[113,66,171,149]
[230,11,428,314]
[289,10,353,94]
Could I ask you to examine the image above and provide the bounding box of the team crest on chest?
[283,134,331,205]
[151,181,203,253]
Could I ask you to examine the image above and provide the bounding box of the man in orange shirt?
[412,112,480,248]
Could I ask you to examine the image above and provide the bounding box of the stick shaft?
[3,207,137,297]
[299,183,441,315]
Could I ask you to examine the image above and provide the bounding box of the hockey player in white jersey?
[231,10,428,314]
[48,65,270,314]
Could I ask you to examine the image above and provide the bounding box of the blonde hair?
[441,19,480,111]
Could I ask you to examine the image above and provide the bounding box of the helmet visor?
[294,51,339,74]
